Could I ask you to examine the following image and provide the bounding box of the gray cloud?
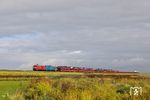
[0,0,150,72]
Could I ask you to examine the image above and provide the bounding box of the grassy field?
[0,70,148,80]
[0,71,149,100]
[0,81,29,100]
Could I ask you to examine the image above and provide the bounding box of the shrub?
[11,77,150,100]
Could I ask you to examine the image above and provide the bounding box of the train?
[33,64,138,73]
[33,64,96,72]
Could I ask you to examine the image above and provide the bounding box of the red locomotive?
[33,64,46,71]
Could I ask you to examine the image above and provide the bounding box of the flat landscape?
[0,71,150,100]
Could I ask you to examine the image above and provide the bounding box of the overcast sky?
[0,0,150,72]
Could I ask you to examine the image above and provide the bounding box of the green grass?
[0,81,29,100]
[0,70,83,76]
[0,70,148,81]
[0,71,83,79]
[0,71,149,100]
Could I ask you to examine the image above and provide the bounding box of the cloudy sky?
[0,0,150,72]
